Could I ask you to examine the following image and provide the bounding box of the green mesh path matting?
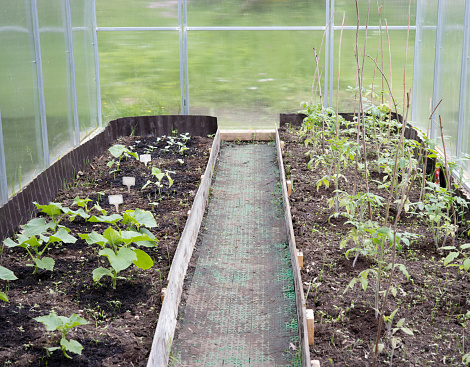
[172,143,300,366]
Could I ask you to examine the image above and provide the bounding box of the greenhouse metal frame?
[1,0,470,207]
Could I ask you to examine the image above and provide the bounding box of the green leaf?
[99,247,136,273]
[360,278,368,292]
[35,257,55,272]
[93,267,113,282]
[49,228,77,244]
[3,238,18,248]
[396,318,405,328]
[0,291,9,302]
[461,243,470,250]
[34,202,63,220]
[80,231,108,247]
[65,314,89,329]
[464,258,470,272]
[88,214,122,224]
[23,218,54,237]
[0,265,17,281]
[132,249,154,270]
[108,144,127,158]
[130,209,157,228]
[390,286,397,297]
[34,312,64,331]
[103,227,123,247]
[61,338,84,355]
[401,327,414,336]
[444,251,459,266]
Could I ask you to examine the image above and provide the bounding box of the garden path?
[172,143,300,366]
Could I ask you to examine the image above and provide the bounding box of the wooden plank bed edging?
[275,125,311,367]
[146,129,221,367]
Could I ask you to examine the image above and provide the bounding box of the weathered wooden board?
[275,125,311,367]
[146,129,221,367]
[220,129,275,141]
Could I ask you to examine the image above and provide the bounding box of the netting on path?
[172,143,300,367]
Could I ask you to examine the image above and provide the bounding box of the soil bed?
[0,134,212,366]
[279,124,470,366]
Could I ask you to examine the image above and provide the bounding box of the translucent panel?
[462,39,470,168]
[0,1,45,196]
[331,30,414,114]
[334,0,417,27]
[187,0,323,27]
[71,0,99,139]
[38,0,74,162]
[98,31,181,122]
[96,0,178,28]
[433,0,465,157]
[411,0,437,133]
[187,31,322,129]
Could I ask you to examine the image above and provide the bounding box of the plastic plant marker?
[140,154,151,167]
[123,177,135,193]
[108,195,123,213]
[161,287,166,302]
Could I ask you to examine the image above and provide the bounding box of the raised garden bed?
[279,112,470,366]
[0,121,214,366]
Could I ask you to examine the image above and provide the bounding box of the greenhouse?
[1,0,470,366]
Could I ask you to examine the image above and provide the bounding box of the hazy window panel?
[71,0,99,139]
[0,1,45,196]
[187,31,322,129]
[98,31,181,122]
[187,0,324,27]
[38,0,75,162]
[96,0,179,28]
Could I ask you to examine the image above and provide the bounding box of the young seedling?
[82,227,156,289]
[123,176,135,193]
[3,217,77,274]
[0,265,17,302]
[142,167,174,199]
[34,311,89,358]
[107,144,138,173]
[108,195,123,213]
[140,154,152,167]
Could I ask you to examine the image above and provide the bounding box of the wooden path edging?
[146,129,221,367]
[275,125,311,367]
[147,127,311,366]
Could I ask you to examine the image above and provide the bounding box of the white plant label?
[108,194,123,213]
[140,154,151,166]
[123,176,135,193]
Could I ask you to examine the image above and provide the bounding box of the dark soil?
[279,125,470,366]
[0,134,212,366]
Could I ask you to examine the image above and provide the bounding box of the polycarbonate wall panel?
[334,0,417,27]
[331,30,415,114]
[0,1,45,197]
[463,23,470,166]
[38,0,75,161]
[433,1,465,157]
[71,0,99,139]
[187,31,321,129]
[411,0,438,133]
[98,31,181,122]
[96,0,179,27]
[187,0,323,27]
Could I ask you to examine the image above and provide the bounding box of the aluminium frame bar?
[178,0,185,114]
[411,0,422,124]
[65,0,81,146]
[0,110,8,206]
[31,0,50,168]
[456,0,470,159]
[431,0,445,140]
[183,0,189,114]
[328,0,334,108]
[92,0,102,127]
[324,0,330,108]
